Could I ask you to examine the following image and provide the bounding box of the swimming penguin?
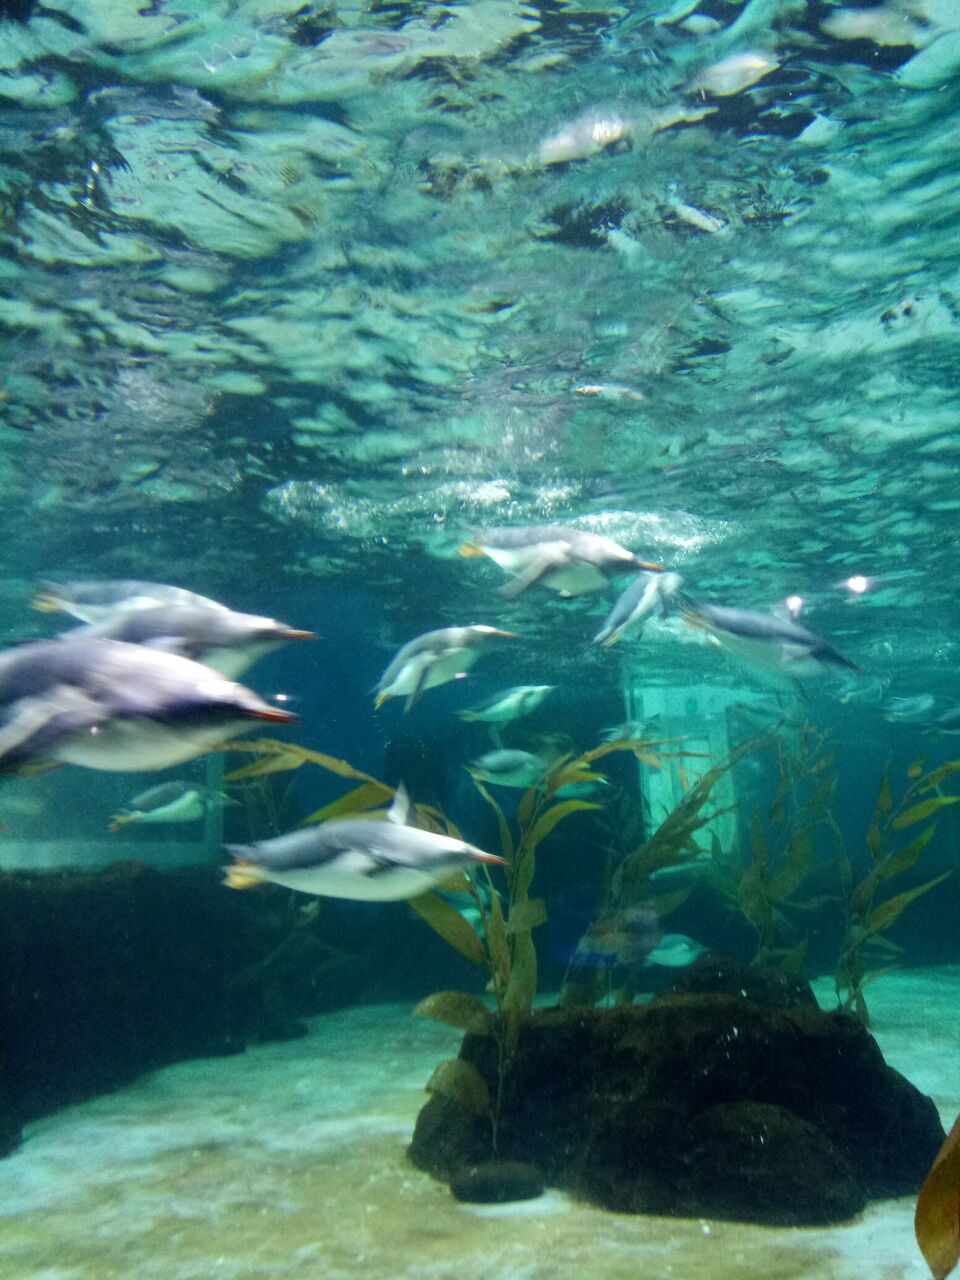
[66,604,315,679]
[467,748,552,788]
[457,685,554,723]
[679,598,861,681]
[34,579,227,623]
[882,694,936,723]
[223,784,505,901]
[593,571,684,646]
[109,780,237,832]
[920,708,960,735]
[0,637,297,774]
[460,525,664,598]
[375,625,518,712]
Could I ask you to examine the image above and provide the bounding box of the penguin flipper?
[498,550,568,599]
[403,662,434,713]
[142,636,196,658]
[0,687,109,773]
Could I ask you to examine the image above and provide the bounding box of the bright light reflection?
[785,595,803,617]
[846,575,869,594]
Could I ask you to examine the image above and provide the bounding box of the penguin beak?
[278,628,318,641]
[374,692,391,710]
[458,541,485,558]
[636,560,665,572]
[32,592,60,612]
[471,850,509,865]
[248,707,299,724]
[490,629,520,639]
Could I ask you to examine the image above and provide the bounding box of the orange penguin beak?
[249,707,300,725]
[458,541,485,558]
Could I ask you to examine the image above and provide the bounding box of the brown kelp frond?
[916,1113,960,1280]
[301,779,395,824]
[560,734,774,1009]
[222,738,386,786]
[836,755,958,1023]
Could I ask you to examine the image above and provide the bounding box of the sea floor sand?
[2,970,956,1280]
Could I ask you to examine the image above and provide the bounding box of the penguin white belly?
[709,634,818,686]
[541,562,609,595]
[263,863,439,901]
[392,649,476,696]
[54,721,240,771]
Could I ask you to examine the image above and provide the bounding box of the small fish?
[593,572,684,646]
[458,685,554,723]
[375,625,518,712]
[579,906,661,966]
[223,785,504,902]
[109,781,236,832]
[600,716,661,743]
[645,933,707,968]
[467,748,551,788]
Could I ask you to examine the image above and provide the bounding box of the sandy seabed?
[1,969,957,1280]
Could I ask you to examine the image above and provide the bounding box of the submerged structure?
[410,960,945,1225]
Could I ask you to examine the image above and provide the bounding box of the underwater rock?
[662,953,819,1009]
[0,1075,21,1158]
[410,986,945,1225]
[0,864,367,1136]
[449,1160,544,1204]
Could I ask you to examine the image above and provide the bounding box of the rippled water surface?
[1,0,958,693]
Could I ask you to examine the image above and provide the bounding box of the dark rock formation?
[0,863,367,1143]
[450,1160,544,1204]
[409,973,945,1225]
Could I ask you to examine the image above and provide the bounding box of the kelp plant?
[559,730,775,1008]
[220,732,677,1151]
[831,755,956,1024]
[710,723,837,975]
[413,736,684,1149]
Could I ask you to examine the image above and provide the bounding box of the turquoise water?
[0,1,959,1274]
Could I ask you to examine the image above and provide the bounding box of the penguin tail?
[32,590,63,613]
[222,848,266,890]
